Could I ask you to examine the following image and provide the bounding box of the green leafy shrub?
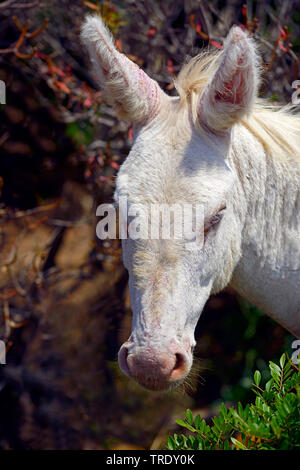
[167,354,300,450]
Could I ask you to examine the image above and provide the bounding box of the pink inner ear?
[135,65,159,105]
[215,56,247,105]
[215,73,244,104]
[118,54,159,117]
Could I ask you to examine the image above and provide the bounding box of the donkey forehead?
[115,125,234,206]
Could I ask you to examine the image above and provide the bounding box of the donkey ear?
[198,27,259,132]
[81,15,164,123]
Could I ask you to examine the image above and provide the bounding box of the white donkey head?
[81,16,259,391]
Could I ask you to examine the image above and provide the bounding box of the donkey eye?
[204,205,226,235]
[210,213,222,226]
[204,215,221,234]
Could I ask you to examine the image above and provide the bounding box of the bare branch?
[0,0,40,9]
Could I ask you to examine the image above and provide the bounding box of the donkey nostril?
[174,353,184,370]
[118,344,190,389]
[118,344,130,377]
[170,353,188,381]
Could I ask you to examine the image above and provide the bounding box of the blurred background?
[0,0,299,450]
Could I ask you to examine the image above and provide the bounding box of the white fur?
[80,15,166,122]
[82,16,300,387]
[198,27,260,131]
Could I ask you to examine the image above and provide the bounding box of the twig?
[0,16,49,60]
[0,200,62,225]
[0,0,40,9]
[0,0,17,8]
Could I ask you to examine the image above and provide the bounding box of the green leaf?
[186,409,193,426]
[167,436,176,450]
[269,361,282,384]
[219,403,228,419]
[280,353,286,368]
[65,120,94,147]
[254,370,261,387]
[231,437,248,450]
[265,378,274,392]
[176,419,196,433]
[194,414,201,430]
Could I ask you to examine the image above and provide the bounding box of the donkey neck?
[228,122,300,338]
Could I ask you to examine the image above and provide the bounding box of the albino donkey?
[81,16,300,391]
